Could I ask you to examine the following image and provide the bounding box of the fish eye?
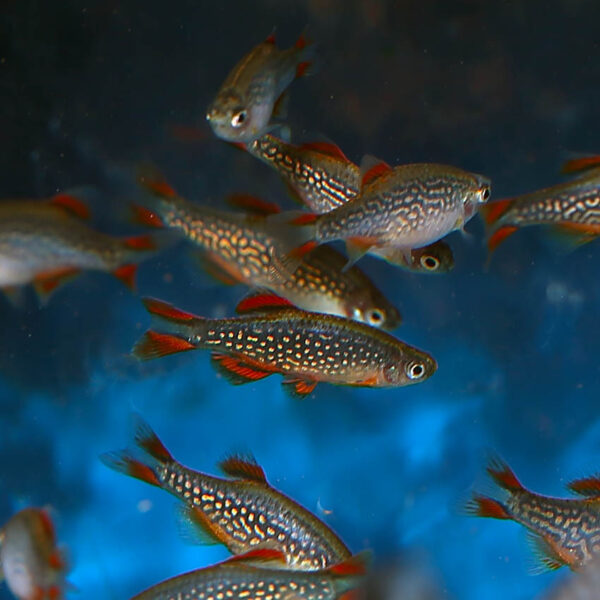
[231,110,247,128]
[481,186,491,201]
[367,309,385,326]
[407,361,426,380]
[420,255,440,271]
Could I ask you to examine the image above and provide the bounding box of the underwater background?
[1,0,600,598]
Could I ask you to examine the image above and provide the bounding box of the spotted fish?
[101,416,351,570]
[129,549,368,600]
[132,298,436,396]
[0,193,161,302]
[206,33,314,143]
[466,457,600,572]
[480,165,600,256]
[135,178,401,329]
[0,508,70,600]
[283,158,490,266]
[240,136,456,274]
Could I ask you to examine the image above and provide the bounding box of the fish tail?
[329,551,371,597]
[99,449,162,488]
[561,155,600,174]
[133,167,184,228]
[478,198,519,256]
[464,494,511,520]
[133,298,207,361]
[479,198,514,227]
[486,456,524,492]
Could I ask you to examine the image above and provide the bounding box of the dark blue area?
[1,1,599,598]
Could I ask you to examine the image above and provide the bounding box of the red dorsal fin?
[464,494,511,519]
[300,141,349,162]
[487,225,518,255]
[113,264,137,291]
[227,194,281,216]
[224,548,287,566]
[567,475,600,497]
[282,378,317,398]
[50,193,90,220]
[133,331,196,361]
[132,205,165,228]
[561,155,600,174]
[236,292,294,314]
[328,551,370,577]
[33,267,81,302]
[143,297,199,322]
[122,234,156,251]
[219,455,267,483]
[100,450,162,487]
[487,457,524,492]
[210,353,274,385]
[479,199,514,226]
[360,155,392,188]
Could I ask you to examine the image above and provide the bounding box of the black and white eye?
[407,361,426,380]
[420,255,440,271]
[367,309,385,326]
[481,186,491,201]
[231,110,247,128]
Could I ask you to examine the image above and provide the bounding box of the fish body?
[480,168,600,255]
[133,298,436,395]
[0,508,68,600]
[244,137,456,274]
[0,195,158,299]
[130,550,368,600]
[102,416,351,570]
[206,34,314,142]
[136,179,401,329]
[466,458,600,571]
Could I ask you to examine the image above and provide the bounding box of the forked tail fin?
[329,551,371,599]
[478,199,518,257]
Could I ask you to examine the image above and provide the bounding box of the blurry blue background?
[1,1,600,598]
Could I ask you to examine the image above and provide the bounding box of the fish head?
[413,242,455,274]
[462,174,492,222]
[382,350,437,386]
[349,294,402,331]
[206,89,266,142]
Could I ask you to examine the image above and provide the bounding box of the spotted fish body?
[101,417,351,570]
[480,168,600,255]
[136,179,401,329]
[133,298,436,395]
[206,34,314,143]
[466,458,600,571]
[244,137,456,274]
[0,196,158,298]
[130,551,368,600]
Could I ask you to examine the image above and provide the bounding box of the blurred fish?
[240,136,456,274]
[542,556,600,600]
[101,415,351,569]
[0,193,161,302]
[135,178,401,329]
[282,158,490,266]
[132,297,436,396]
[206,33,314,143]
[466,457,600,572]
[480,166,600,256]
[0,508,69,600]
[130,548,368,600]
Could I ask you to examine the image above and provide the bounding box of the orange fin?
[236,292,295,314]
[99,450,162,488]
[479,199,514,227]
[288,240,318,261]
[219,455,267,483]
[132,205,165,228]
[526,532,568,573]
[548,223,600,250]
[224,548,288,566]
[142,297,199,323]
[33,267,80,302]
[48,550,65,570]
[345,236,377,267]
[38,509,57,543]
[113,264,137,291]
[139,176,178,199]
[50,193,90,220]
[295,61,311,79]
[487,457,524,492]
[210,352,274,385]
[197,251,246,286]
[226,194,281,216]
[265,32,276,44]
[175,504,223,546]
[567,474,600,497]
[131,413,174,462]
[122,234,156,251]
[133,330,196,361]
[328,551,371,576]
[464,494,511,519]
[289,212,318,226]
[487,225,518,255]
[561,155,600,174]
[282,377,317,398]
[360,155,392,188]
[300,141,349,162]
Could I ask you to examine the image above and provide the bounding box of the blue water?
[1,2,599,599]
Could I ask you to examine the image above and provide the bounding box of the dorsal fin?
[567,474,600,497]
[226,194,281,216]
[360,155,392,188]
[219,455,267,483]
[300,141,349,162]
[561,155,600,175]
[236,292,295,314]
[50,193,90,220]
[223,548,287,566]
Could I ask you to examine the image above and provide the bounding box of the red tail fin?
[561,155,600,174]
[133,331,196,360]
[50,194,90,220]
[328,551,370,576]
[131,414,174,462]
[479,199,514,227]
[487,225,518,254]
[487,457,524,492]
[464,494,511,520]
[99,450,162,488]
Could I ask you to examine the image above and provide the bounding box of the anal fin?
[526,532,568,574]
[282,378,317,398]
[175,504,222,546]
[210,353,274,385]
[33,267,81,302]
[196,251,246,286]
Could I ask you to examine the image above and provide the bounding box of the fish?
[0,193,161,302]
[240,136,456,274]
[206,33,314,143]
[480,167,600,256]
[132,297,437,396]
[465,457,600,572]
[0,507,69,600]
[129,548,368,600]
[101,415,351,570]
[135,178,401,329]
[281,158,490,266]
